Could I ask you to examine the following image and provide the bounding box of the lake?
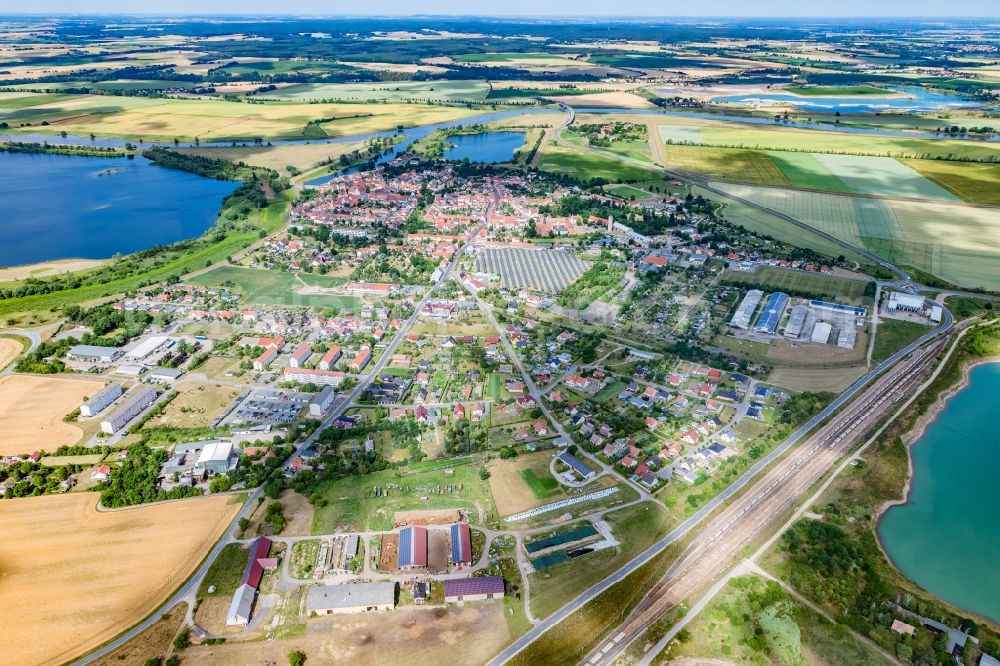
[878,362,1000,623]
[709,87,978,114]
[443,131,526,163]
[0,152,237,267]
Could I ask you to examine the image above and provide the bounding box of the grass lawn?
[309,459,497,532]
[871,319,932,363]
[538,144,661,183]
[904,159,1000,205]
[593,380,627,402]
[662,575,891,666]
[187,265,358,310]
[720,266,871,302]
[198,543,248,598]
[40,454,104,467]
[520,468,559,500]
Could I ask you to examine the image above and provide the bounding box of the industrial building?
[398,525,428,569]
[811,321,833,344]
[306,582,396,615]
[451,523,473,565]
[753,292,790,335]
[67,344,122,363]
[80,382,122,417]
[783,305,808,339]
[124,336,173,362]
[887,292,925,313]
[222,388,311,426]
[100,385,158,434]
[195,440,237,475]
[809,299,867,317]
[837,326,858,349]
[729,289,764,331]
[309,385,337,417]
[443,576,505,603]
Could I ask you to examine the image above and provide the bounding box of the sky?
[2,0,999,18]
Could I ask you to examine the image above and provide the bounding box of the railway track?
[584,337,947,666]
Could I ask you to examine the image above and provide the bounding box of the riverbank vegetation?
[761,317,1000,665]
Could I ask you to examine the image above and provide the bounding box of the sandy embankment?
[0,258,105,282]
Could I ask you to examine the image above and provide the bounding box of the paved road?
[75,180,494,665]
[486,305,953,666]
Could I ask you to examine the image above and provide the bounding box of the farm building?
[242,536,273,588]
[398,525,428,569]
[67,344,122,363]
[306,582,396,615]
[100,385,158,434]
[729,290,763,331]
[451,523,473,565]
[443,576,505,603]
[195,440,237,475]
[753,292,789,336]
[783,305,808,339]
[558,451,596,480]
[811,321,832,344]
[226,583,256,626]
[309,385,337,417]
[80,382,122,417]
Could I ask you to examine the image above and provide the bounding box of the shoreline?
[874,355,1000,624]
[0,258,107,283]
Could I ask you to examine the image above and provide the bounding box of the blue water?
[443,131,526,163]
[0,152,237,266]
[878,362,1000,623]
[708,87,979,114]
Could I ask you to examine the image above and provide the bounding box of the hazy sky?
[3,0,999,17]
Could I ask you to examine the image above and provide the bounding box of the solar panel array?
[398,526,414,567]
[474,248,586,293]
[754,292,790,335]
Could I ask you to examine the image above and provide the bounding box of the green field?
[767,152,852,192]
[872,319,933,363]
[905,159,1000,205]
[720,266,871,302]
[215,60,355,76]
[665,144,790,186]
[187,265,358,310]
[520,468,559,500]
[811,153,958,200]
[309,460,498,532]
[198,543,248,598]
[710,182,1000,290]
[263,80,490,102]
[784,85,890,96]
[538,144,661,182]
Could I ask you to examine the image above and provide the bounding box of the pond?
[878,362,1000,623]
[0,151,237,267]
[443,131,526,163]
[708,87,979,114]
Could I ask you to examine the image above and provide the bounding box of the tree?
[173,629,191,650]
[479,467,491,480]
[288,650,306,666]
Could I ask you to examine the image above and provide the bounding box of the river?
[0,152,237,267]
[878,362,1000,623]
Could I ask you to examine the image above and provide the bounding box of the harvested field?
[0,336,23,370]
[719,266,870,302]
[768,364,868,393]
[147,382,241,429]
[0,374,105,455]
[379,533,399,572]
[179,603,513,666]
[550,91,654,107]
[261,80,490,102]
[0,493,239,666]
[394,508,462,527]
[91,603,188,666]
[0,258,104,282]
[176,140,368,171]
